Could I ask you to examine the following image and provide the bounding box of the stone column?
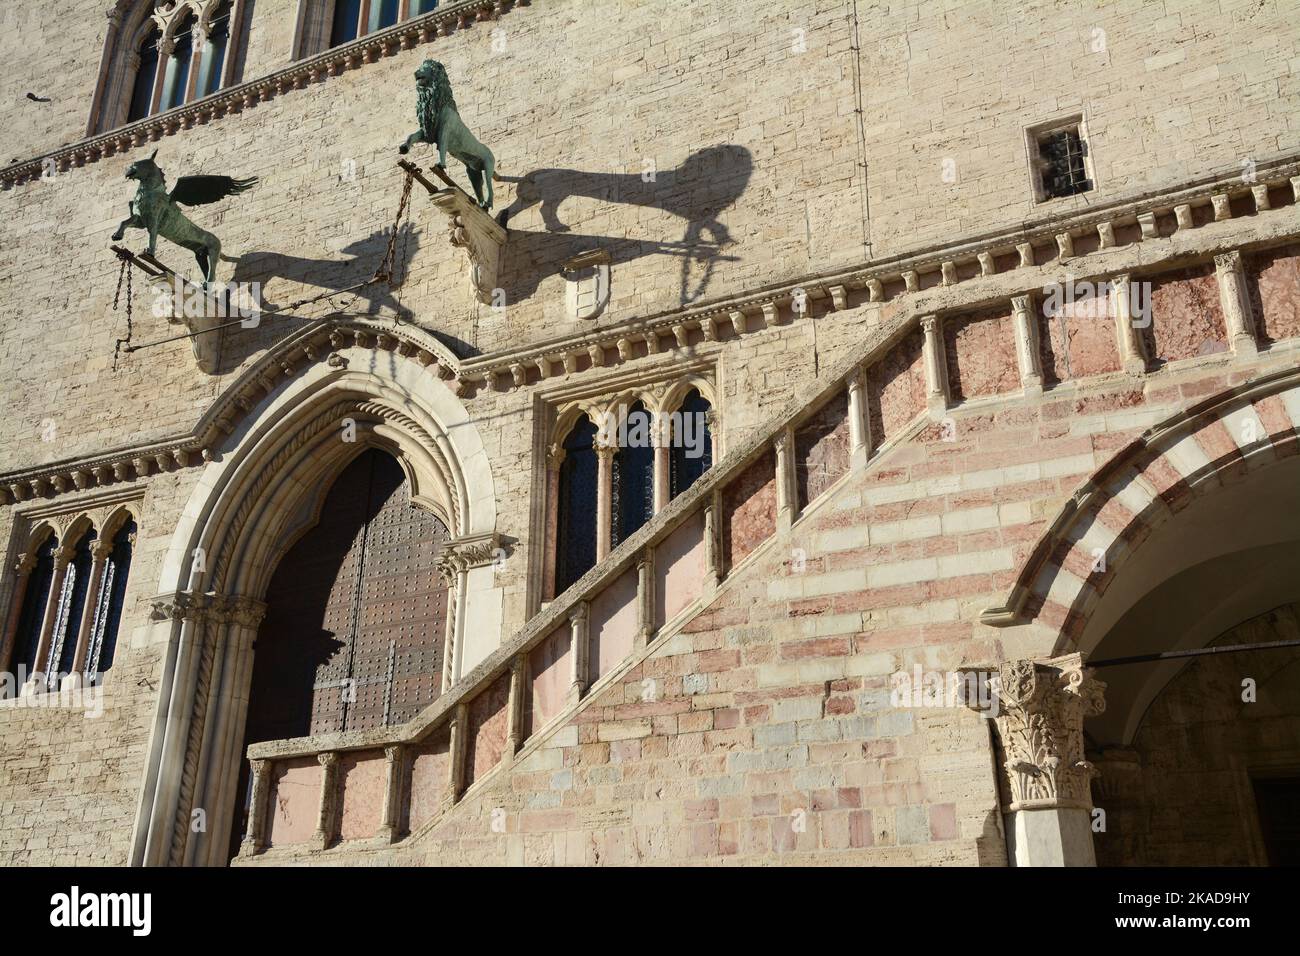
[1110,274,1148,375]
[445,702,469,809]
[652,412,671,514]
[976,653,1107,867]
[0,553,36,679]
[703,491,722,593]
[542,445,564,601]
[595,442,616,561]
[24,543,74,696]
[1011,295,1044,396]
[705,408,721,461]
[312,751,340,851]
[63,538,113,690]
[920,315,950,417]
[377,745,405,844]
[846,368,872,470]
[1214,251,1259,356]
[774,427,796,533]
[240,758,272,855]
[636,549,655,649]
[187,595,267,867]
[505,654,527,760]
[568,601,590,702]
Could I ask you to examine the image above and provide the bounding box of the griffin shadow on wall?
[494,144,752,306]
[211,223,426,373]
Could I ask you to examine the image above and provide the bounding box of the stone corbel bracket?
[425,183,506,306]
[149,275,225,374]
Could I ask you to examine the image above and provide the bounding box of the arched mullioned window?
[298,0,440,58]
[93,1,244,134]
[1,512,138,695]
[544,382,717,603]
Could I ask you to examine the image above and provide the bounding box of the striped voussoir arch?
[981,364,1300,644]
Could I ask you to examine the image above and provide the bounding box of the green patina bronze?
[399,59,498,210]
[111,151,257,284]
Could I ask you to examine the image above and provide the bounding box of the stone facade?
[1,0,1299,866]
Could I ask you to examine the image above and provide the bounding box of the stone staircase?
[232,297,974,863]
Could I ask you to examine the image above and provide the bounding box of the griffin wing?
[169,175,259,207]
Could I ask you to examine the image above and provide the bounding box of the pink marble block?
[1248,244,1300,346]
[1039,288,1121,383]
[722,450,777,572]
[266,757,322,848]
[944,308,1019,402]
[867,329,926,440]
[589,567,639,684]
[466,671,511,785]
[405,732,450,834]
[337,750,387,842]
[1145,264,1227,363]
[654,511,705,626]
[528,625,572,736]
[795,393,851,509]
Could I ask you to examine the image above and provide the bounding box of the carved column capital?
[14,553,38,577]
[1214,250,1243,273]
[978,653,1106,812]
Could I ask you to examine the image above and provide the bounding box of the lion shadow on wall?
[494,144,752,305]
[212,224,423,373]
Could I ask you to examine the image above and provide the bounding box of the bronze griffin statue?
[399,59,498,210]
[111,151,257,284]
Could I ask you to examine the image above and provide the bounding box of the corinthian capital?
[983,652,1106,812]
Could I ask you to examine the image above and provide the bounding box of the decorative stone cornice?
[2,0,526,189]
[964,653,1106,812]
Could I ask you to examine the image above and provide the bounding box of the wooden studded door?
[243,449,450,744]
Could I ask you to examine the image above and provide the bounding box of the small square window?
[1028,118,1094,202]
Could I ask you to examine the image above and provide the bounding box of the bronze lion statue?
[399,59,498,210]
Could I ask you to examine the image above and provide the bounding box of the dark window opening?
[670,389,713,499]
[1254,775,1300,865]
[330,0,362,46]
[8,535,57,689]
[87,519,135,683]
[1036,125,1092,200]
[370,0,401,31]
[612,403,655,550]
[127,29,161,121]
[198,3,232,98]
[556,417,598,595]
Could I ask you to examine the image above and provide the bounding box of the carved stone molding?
[428,187,507,306]
[435,531,503,585]
[967,653,1106,812]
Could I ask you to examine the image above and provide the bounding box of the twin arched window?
[551,388,714,598]
[96,1,239,133]
[4,516,136,694]
[297,0,440,57]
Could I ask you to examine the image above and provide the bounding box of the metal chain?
[112,256,133,369]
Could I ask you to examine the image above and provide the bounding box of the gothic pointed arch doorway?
[228,447,450,858]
